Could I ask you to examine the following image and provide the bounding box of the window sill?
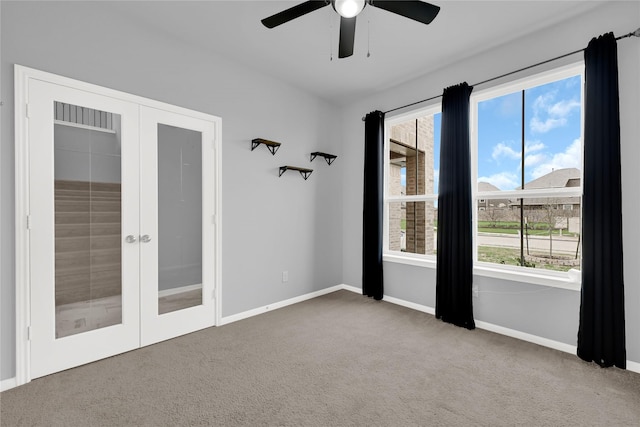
[473,263,580,291]
[383,253,436,269]
[383,253,581,291]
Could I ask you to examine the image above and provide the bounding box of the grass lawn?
[477,246,575,272]
[477,221,579,237]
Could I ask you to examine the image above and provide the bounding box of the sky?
[477,74,582,190]
[398,74,581,192]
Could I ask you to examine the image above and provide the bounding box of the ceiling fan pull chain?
[367,19,371,58]
[329,9,334,61]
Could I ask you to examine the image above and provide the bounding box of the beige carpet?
[1,290,639,426]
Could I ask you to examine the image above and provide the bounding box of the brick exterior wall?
[389,116,435,254]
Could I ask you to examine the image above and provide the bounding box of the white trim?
[473,320,577,354]
[343,284,578,355]
[383,253,437,269]
[3,283,637,391]
[627,361,640,375]
[378,288,578,355]
[382,253,580,291]
[341,284,362,294]
[14,65,31,387]
[157,283,202,298]
[1,377,18,392]
[470,61,584,278]
[213,120,223,327]
[17,65,217,121]
[471,62,585,103]
[473,264,581,291]
[386,194,438,203]
[219,285,344,326]
[14,64,223,386]
[366,286,640,373]
[476,187,582,199]
[383,294,435,315]
[53,119,116,134]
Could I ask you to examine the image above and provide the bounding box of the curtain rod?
[362,27,640,120]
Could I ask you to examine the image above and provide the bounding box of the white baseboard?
[626,360,640,374]
[219,285,344,326]
[383,294,436,315]
[1,377,17,392]
[340,284,362,294]
[378,288,576,355]
[474,320,577,355]
[3,283,635,393]
[340,283,640,373]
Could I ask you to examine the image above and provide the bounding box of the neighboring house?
[509,168,581,232]
[477,182,509,210]
[509,167,581,215]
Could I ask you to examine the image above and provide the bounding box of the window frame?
[471,62,584,289]
[382,62,584,290]
[383,105,441,264]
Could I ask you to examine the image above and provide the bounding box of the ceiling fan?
[261,0,441,58]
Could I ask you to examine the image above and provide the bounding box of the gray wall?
[341,1,640,365]
[1,2,343,380]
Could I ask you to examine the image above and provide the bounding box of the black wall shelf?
[251,138,281,155]
[279,166,313,180]
[310,151,337,165]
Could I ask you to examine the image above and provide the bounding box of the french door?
[25,73,218,379]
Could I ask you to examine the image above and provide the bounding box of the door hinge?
[26,215,31,230]
[27,326,31,341]
[26,104,30,118]
[212,288,216,300]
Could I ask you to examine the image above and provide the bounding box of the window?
[383,63,584,285]
[473,64,583,273]
[384,108,441,258]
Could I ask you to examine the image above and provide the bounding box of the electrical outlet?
[282,271,289,283]
[472,285,479,298]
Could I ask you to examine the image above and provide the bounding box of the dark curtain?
[362,110,385,300]
[435,83,475,329]
[578,33,626,368]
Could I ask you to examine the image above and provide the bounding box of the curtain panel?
[578,32,626,368]
[362,110,385,300]
[435,83,475,329]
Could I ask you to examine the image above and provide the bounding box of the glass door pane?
[157,124,203,314]
[54,102,123,338]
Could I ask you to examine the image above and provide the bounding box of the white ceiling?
[105,1,605,105]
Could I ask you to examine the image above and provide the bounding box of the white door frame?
[14,65,222,386]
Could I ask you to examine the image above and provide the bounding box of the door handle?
[140,234,152,243]
[125,235,137,243]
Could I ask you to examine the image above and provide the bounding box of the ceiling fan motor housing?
[332,0,367,18]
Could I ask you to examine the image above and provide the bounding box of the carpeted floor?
[1,290,639,426]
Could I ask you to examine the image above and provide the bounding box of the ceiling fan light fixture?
[333,0,366,18]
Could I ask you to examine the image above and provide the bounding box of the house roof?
[478,182,501,192]
[520,168,581,190]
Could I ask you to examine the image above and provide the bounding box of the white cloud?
[525,141,545,153]
[530,138,581,178]
[530,116,567,133]
[525,153,546,167]
[478,172,520,191]
[492,142,520,160]
[548,99,581,117]
[529,92,580,134]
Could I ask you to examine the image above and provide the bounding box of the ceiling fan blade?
[338,16,356,58]
[261,1,330,29]
[370,1,440,25]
